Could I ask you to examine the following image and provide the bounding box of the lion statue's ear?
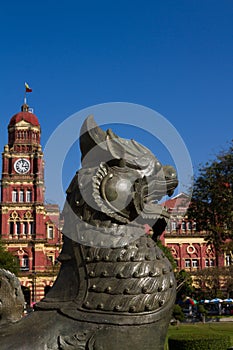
[79,115,109,166]
[79,115,157,175]
[106,129,125,160]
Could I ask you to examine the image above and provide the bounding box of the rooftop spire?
[21,103,29,112]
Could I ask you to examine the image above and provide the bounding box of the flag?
[25,82,32,93]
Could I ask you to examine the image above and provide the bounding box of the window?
[210,259,215,267]
[16,221,20,235]
[26,190,32,202]
[29,222,34,235]
[21,255,29,271]
[181,221,186,231]
[192,259,199,268]
[47,255,54,264]
[9,222,14,235]
[171,221,176,231]
[226,254,231,266]
[185,259,191,268]
[22,222,28,235]
[12,190,18,202]
[47,226,54,239]
[19,190,24,202]
[187,222,192,230]
[205,259,209,267]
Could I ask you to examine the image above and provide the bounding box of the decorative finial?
[21,104,29,112]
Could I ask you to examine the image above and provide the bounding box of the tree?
[223,265,233,298]
[0,240,19,275]
[156,241,196,301]
[197,304,207,323]
[157,239,177,270]
[193,267,222,299]
[172,304,184,324]
[175,269,194,300]
[188,141,233,266]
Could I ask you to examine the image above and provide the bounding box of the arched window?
[9,221,14,235]
[22,222,28,235]
[16,221,20,236]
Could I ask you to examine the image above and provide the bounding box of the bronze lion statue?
[0,116,178,349]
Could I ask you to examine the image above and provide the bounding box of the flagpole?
[24,82,32,106]
[24,89,27,105]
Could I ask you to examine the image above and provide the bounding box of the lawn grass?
[164,322,233,350]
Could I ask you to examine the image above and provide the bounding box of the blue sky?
[0,0,232,207]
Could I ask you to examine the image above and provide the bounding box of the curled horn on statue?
[0,115,178,350]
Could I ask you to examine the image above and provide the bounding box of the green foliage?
[175,269,194,298]
[157,240,177,270]
[168,334,231,350]
[188,141,233,265]
[172,304,184,322]
[193,266,233,299]
[0,240,19,275]
[197,304,207,315]
[165,321,233,350]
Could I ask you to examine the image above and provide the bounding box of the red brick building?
[0,104,62,306]
[161,192,230,271]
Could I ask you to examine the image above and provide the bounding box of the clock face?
[14,158,30,174]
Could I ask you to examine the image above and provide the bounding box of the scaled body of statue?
[0,116,178,349]
[0,269,25,326]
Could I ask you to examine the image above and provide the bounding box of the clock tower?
[0,103,62,306]
[1,103,45,239]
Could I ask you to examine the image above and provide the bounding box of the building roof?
[162,192,190,210]
[9,104,39,127]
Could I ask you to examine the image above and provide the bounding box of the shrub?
[172,304,184,322]
[168,333,231,350]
